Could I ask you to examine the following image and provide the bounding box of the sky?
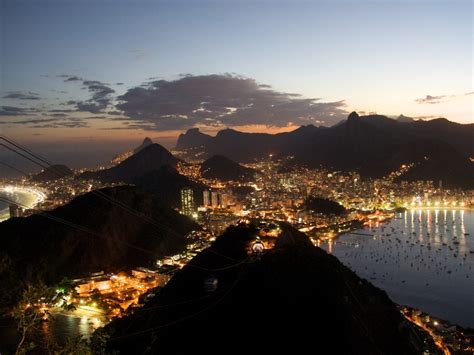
[0,0,472,171]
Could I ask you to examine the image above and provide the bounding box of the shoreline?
[321,209,474,330]
[0,185,47,222]
[405,206,474,212]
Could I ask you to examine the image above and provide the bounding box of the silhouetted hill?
[80,144,180,182]
[110,137,154,166]
[0,185,197,305]
[133,137,153,154]
[397,115,416,123]
[393,140,474,188]
[200,155,256,182]
[305,197,347,215]
[32,164,73,182]
[107,224,425,354]
[133,165,207,208]
[178,113,474,188]
[176,128,211,150]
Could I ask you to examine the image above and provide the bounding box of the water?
[0,199,7,218]
[0,313,105,353]
[0,188,42,221]
[321,209,474,328]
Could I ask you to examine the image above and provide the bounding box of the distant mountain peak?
[176,127,211,150]
[133,137,153,153]
[397,115,415,123]
[136,143,175,156]
[200,154,256,182]
[347,111,360,121]
[33,164,73,182]
[80,143,179,183]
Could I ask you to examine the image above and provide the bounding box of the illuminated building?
[203,190,210,206]
[180,187,195,217]
[9,204,22,218]
[211,191,219,208]
[220,193,229,208]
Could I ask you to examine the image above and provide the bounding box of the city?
[0,1,473,354]
[1,149,473,353]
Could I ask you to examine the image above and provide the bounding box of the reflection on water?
[322,209,474,328]
[0,189,41,221]
[0,312,105,353]
[39,313,105,347]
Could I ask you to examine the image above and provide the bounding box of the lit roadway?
[402,311,451,355]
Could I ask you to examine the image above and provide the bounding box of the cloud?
[0,116,88,128]
[0,106,39,116]
[415,95,447,104]
[116,74,347,130]
[415,92,473,104]
[128,49,146,60]
[75,80,115,113]
[2,91,41,100]
[59,75,114,113]
[60,75,82,82]
[48,109,75,113]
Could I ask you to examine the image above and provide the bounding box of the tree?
[11,283,56,354]
[10,280,76,354]
[46,328,112,355]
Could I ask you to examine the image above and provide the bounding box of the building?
[9,204,22,218]
[180,187,195,217]
[220,193,229,208]
[211,191,219,208]
[203,190,210,206]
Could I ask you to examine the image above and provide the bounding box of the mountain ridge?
[176,114,474,188]
[80,143,180,182]
[200,155,256,182]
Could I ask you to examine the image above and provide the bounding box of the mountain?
[177,113,474,188]
[304,197,347,215]
[200,155,256,182]
[397,114,416,123]
[133,165,208,208]
[80,143,180,182]
[133,137,153,154]
[32,164,73,182]
[110,137,154,166]
[393,139,474,188]
[176,128,211,150]
[107,224,426,354]
[0,185,197,305]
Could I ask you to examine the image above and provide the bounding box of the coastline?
[321,209,474,329]
[407,206,474,212]
[0,185,46,222]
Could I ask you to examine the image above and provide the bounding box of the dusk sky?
[0,0,472,153]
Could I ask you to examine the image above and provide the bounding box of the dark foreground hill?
[80,144,180,182]
[200,155,256,182]
[32,164,73,182]
[0,185,197,305]
[107,224,426,354]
